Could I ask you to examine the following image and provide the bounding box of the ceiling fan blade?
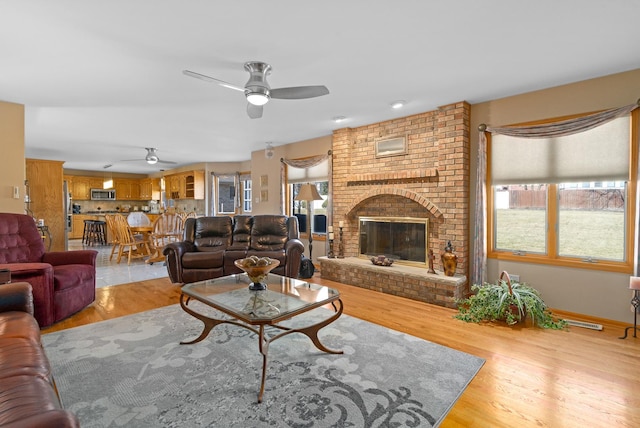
[182,70,245,92]
[270,85,329,100]
[157,159,177,165]
[247,103,263,119]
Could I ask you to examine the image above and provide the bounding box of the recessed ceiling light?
[332,116,347,123]
[390,100,406,109]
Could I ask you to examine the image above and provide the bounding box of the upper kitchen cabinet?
[114,179,140,200]
[139,178,160,200]
[166,171,204,200]
[71,176,104,200]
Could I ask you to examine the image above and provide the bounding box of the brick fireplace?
[320,101,470,308]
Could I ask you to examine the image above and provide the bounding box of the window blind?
[491,115,630,185]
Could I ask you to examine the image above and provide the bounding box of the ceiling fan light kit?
[183,61,329,119]
[246,92,270,106]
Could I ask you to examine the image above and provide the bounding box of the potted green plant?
[455,271,568,329]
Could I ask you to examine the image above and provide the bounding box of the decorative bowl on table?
[234,257,280,290]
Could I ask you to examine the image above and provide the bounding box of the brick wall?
[331,101,470,276]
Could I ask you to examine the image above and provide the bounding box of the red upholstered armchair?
[0,213,97,327]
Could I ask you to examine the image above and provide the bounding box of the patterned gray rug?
[43,302,484,427]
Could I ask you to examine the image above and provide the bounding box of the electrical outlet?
[509,274,520,282]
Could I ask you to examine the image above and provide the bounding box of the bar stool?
[83,220,107,246]
[82,220,93,245]
[92,220,107,245]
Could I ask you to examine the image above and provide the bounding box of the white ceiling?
[2,0,639,174]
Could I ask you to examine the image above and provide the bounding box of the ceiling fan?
[183,61,330,119]
[104,148,177,169]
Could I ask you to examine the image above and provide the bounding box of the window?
[290,181,328,234]
[216,175,236,214]
[284,154,330,235]
[242,177,252,213]
[488,112,637,273]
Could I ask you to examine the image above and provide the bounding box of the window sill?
[488,251,633,274]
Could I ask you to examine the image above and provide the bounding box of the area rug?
[43,302,484,427]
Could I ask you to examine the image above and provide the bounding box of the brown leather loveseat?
[0,282,79,427]
[163,214,304,284]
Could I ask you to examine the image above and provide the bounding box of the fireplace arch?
[344,187,444,219]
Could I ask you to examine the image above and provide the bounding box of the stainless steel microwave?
[91,188,116,200]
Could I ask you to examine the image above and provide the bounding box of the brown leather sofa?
[164,214,305,284]
[0,282,79,427]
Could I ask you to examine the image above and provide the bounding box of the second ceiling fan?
[183,61,329,119]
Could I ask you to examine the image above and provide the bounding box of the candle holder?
[328,237,335,258]
[620,276,640,339]
[337,226,344,258]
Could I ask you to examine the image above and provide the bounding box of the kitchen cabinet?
[166,171,204,200]
[71,176,106,200]
[72,177,91,200]
[114,179,140,200]
[139,178,160,200]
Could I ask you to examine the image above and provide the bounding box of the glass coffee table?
[179,273,343,402]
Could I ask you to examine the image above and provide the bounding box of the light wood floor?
[42,275,640,427]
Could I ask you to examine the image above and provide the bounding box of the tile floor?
[69,239,170,288]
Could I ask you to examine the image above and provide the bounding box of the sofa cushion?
[193,217,232,251]
[0,312,41,342]
[250,215,288,251]
[0,338,51,380]
[182,251,225,269]
[53,264,95,291]
[231,215,252,247]
[0,213,46,264]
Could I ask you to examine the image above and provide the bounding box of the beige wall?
[470,68,640,322]
[0,100,25,213]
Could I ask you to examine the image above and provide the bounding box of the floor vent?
[565,319,603,331]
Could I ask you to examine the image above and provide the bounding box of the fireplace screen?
[358,216,428,266]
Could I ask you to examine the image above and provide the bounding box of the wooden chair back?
[151,213,183,248]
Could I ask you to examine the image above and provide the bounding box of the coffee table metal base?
[179,294,343,403]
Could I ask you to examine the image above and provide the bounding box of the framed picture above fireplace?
[375,136,406,158]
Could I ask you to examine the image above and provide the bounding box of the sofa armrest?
[0,282,34,315]
[284,238,305,279]
[42,250,97,267]
[163,241,196,283]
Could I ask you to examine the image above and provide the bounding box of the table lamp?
[294,183,323,263]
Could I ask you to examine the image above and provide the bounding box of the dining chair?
[104,214,120,261]
[126,211,151,227]
[151,212,183,251]
[113,214,151,264]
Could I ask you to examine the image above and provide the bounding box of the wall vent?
[565,319,603,331]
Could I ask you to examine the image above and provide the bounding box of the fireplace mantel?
[347,168,438,186]
[319,256,466,308]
